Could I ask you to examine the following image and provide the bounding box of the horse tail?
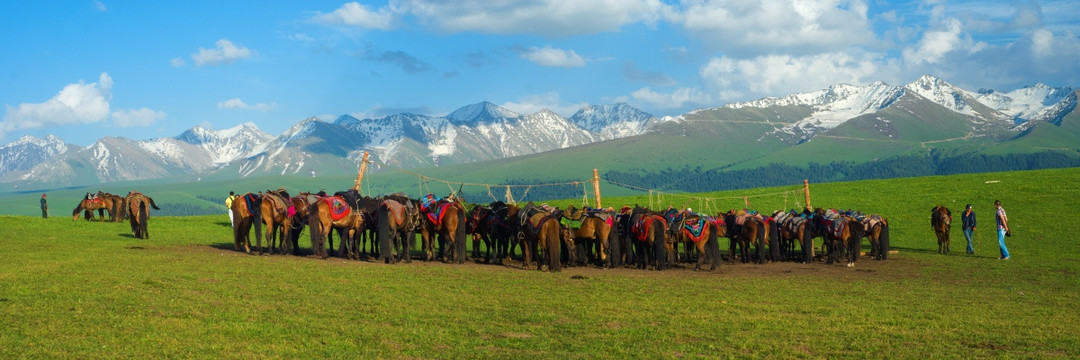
[801,225,813,263]
[455,207,468,264]
[755,221,766,263]
[879,222,890,260]
[147,196,161,210]
[252,196,263,248]
[652,221,667,271]
[308,203,321,256]
[606,222,619,268]
[377,204,393,263]
[138,201,149,239]
[706,223,721,269]
[544,219,561,272]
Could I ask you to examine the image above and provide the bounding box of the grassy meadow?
[1,167,1079,358]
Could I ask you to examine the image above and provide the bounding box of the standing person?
[40,194,48,219]
[995,200,1010,260]
[225,191,237,227]
[961,204,976,254]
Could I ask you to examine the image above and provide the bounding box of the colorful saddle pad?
[425,202,455,227]
[324,196,351,221]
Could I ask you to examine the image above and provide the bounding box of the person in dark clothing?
[40,194,48,219]
[961,204,976,254]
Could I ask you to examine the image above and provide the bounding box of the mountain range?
[1,74,1076,190]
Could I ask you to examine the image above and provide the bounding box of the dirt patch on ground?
[175,244,918,281]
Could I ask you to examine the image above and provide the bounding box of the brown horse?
[125,191,159,239]
[724,210,766,264]
[259,189,293,255]
[670,212,725,271]
[559,209,615,267]
[628,206,668,270]
[281,192,317,255]
[104,193,127,222]
[774,210,815,263]
[308,195,366,259]
[931,205,952,254]
[823,215,864,267]
[377,195,420,264]
[72,197,111,221]
[230,192,263,254]
[861,215,890,260]
[518,204,563,271]
[418,197,468,263]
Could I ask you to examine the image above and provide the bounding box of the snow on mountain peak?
[727,82,903,138]
[570,103,654,139]
[447,101,520,125]
[971,83,1077,122]
[904,74,977,116]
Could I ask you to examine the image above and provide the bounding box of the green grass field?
[2,168,1079,358]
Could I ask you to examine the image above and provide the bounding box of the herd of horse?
[226,189,894,271]
[72,190,160,239]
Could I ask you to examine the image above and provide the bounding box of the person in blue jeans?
[995,200,1010,260]
[961,204,976,254]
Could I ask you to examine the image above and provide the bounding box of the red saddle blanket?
[323,196,351,221]
[632,216,667,242]
[424,202,455,227]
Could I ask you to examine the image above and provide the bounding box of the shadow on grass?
[216,221,232,228]
[117,233,137,239]
[889,246,938,254]
[208,242,321,257]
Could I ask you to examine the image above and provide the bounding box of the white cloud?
[1,73,113,135]
[631,87,711,109]
[218,98,276,112]
[1030,28,1054,57]
[314,2,397,30]
[391,0,677,36]
[902,17,965,65]
[500,92,587,117]
[113,108,165,127]
[678,0,875,55]
[170,57,186,68]
[94,1,106,11]
[700,52,886,99]
[520,46,586,67]
[191,39,255,66]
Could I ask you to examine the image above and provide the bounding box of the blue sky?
[2,0,1078,146]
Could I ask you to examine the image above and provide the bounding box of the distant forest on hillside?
[157,151,1080,216]
[604,151,1080,193]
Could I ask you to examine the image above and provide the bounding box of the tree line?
[603,151,1080,193]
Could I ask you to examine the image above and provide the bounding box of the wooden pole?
[803,179,812,211]
[592,168,602,209]
[353,151,369,191]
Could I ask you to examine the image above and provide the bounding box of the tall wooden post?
[803,179,812,211]
[353,151,369,191]
[592,168,602,209]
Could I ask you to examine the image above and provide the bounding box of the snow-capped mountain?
[0,135,72,178]
[2,74,1076,189]
[570,103,657,140]
[724,82,905,140]
[972,83,1078,125]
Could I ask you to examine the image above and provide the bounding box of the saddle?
[828,219,847,239]
[266,194,288,215]
[323,196,351,221]
[631,215,666,242]
[424,202,456,227]
[242,193,261,215]
[381,200,409,227]
[682,216,709,242]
